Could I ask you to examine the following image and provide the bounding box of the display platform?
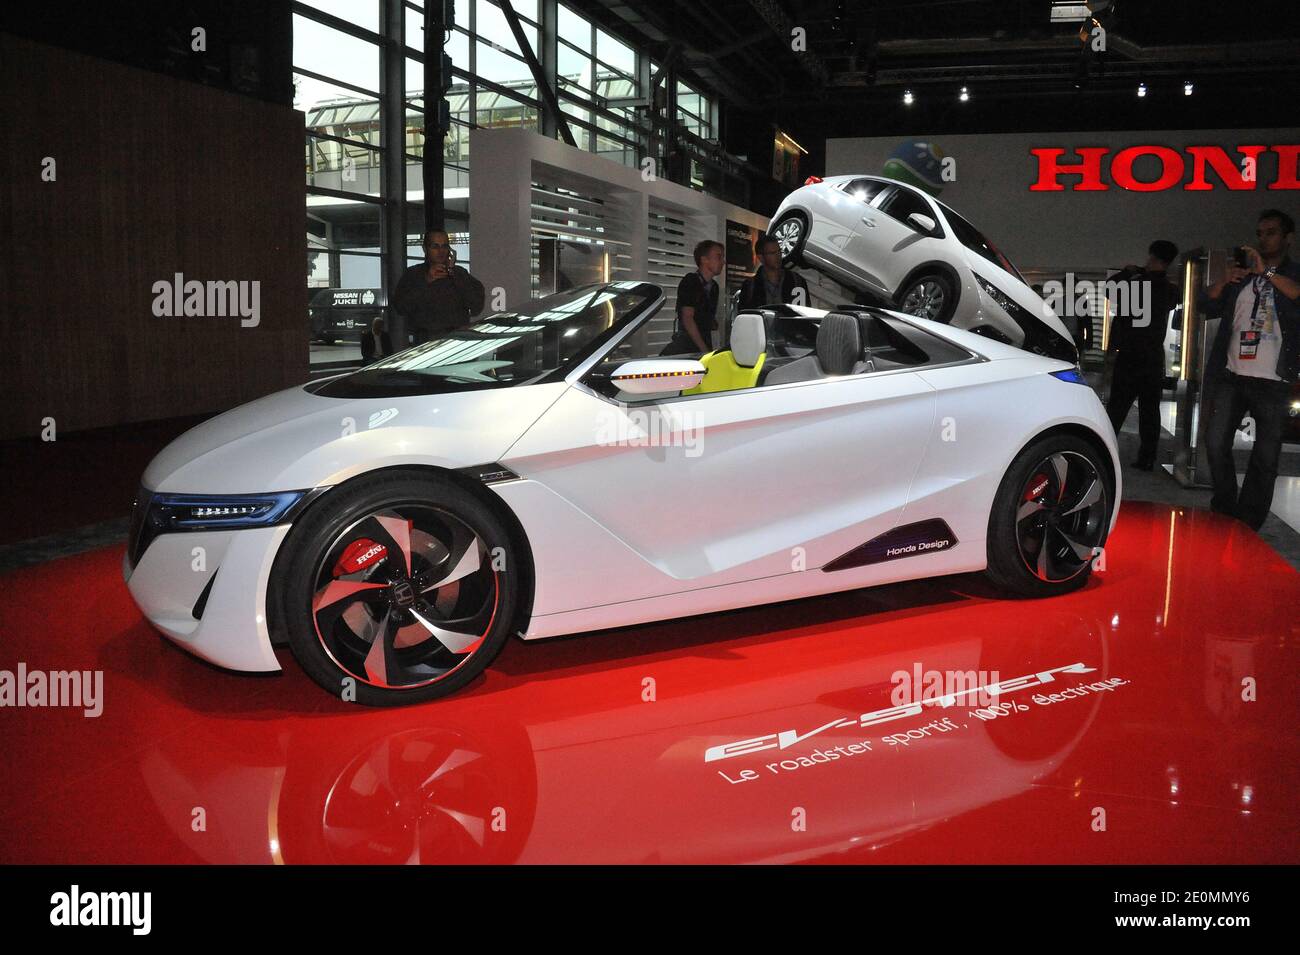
[1,501,1295,864]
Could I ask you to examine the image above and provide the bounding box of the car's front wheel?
[281,471,519,705]
[770,211,809,267]
[985,435,1112,598]
[896,272,956,323]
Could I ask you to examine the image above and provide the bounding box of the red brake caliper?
[333,538,389,578]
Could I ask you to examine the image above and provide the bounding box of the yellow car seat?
[683,312,767,395]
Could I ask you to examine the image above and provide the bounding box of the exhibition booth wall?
[468,127,771,351]
[827,128,1300,273]
[0,34,307,441]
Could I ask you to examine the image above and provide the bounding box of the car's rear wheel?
[771,211,808,267]
[281,471,518,705]
[985,435,1111,598]
[897,272,956,323]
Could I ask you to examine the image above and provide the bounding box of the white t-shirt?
[1226,276,1282,380]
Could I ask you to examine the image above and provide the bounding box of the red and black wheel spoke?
[415,522,481,593]
[407,597,495,656]
[312,580,389,640]
[363,607,404,687]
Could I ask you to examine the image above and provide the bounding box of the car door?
[500,363,938,607]
[814,178,892,294]
[860,185,948,299]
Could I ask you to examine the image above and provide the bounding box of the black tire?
[896,271,957,323]
[280,470,519,705]
[985,434,1112,598]
[770,211,809,267]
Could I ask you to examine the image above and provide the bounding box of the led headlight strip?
[151,490,311,530]
[129,488,319,568]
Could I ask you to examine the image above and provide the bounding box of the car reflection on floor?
[0,502,1295,864]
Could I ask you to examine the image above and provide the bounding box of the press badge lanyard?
[1238,276,1274,360]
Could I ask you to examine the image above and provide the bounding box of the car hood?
[143,380,570,494]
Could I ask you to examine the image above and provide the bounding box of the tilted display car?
[125,282,1120,705]
[769,175,1077,362]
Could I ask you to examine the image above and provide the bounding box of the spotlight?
[958,85,970,102]
[1137,81,1147,97]
[903,89,914,105]
[1183,80,1194,96]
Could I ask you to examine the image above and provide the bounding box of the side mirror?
[609,358,706,396]
[907,212,937,235]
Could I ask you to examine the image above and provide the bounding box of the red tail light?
[804,175,823,186]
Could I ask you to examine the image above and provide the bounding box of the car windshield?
[316,282,660,398]
[938,202,1024,281]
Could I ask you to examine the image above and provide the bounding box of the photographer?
[392,229,486,345]
[1202,209,1300,530]
[1105,239,1179,470]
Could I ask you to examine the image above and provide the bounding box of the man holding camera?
[392,229,486,345]
[1202,209,1300,530]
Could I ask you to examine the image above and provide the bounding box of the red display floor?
[1,502,1296,864]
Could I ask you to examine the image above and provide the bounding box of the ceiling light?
[1183,80,1194,96]
[958,86,970,102]
[903,89,914,105]
[1137,81,1147,97]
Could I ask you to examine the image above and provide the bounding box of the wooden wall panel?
[0,33,307,440]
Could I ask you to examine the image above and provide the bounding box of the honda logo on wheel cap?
[391,579,415,607]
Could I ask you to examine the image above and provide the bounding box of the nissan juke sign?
[329,289,379,306]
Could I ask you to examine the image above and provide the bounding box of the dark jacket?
[391,263,486,336]
[1200,256,1300,382]
[738,266,810,311]
[360,329,393,364]
[1106,266,1176,366]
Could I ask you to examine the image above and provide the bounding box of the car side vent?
[192,570,218,620]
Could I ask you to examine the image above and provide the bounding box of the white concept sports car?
[125,282,1119,705]
[769,175,1076,361]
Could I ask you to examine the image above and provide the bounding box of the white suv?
[770,175,1077,362]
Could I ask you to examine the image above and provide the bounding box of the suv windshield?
[316,282,660,398]
[938,202,1023,281]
